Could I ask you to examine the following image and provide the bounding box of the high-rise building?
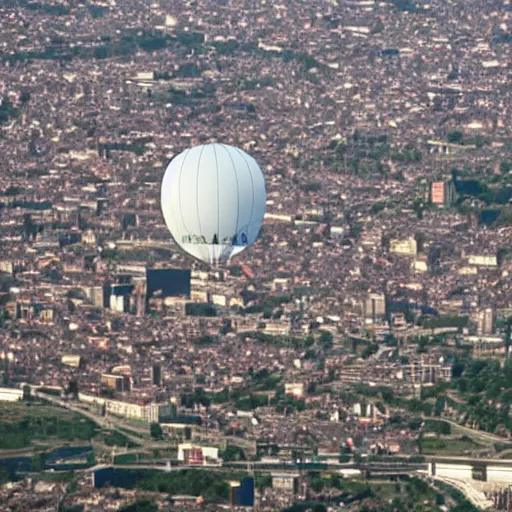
[151,364,162,387]
[363,293,387,325]
[132,279,147,316]
[477,308,496,336]
[101,373,131,392]
[430,180,456,207]
[230,477,255,507]
[146,268,191,300]
[108,284,134,313]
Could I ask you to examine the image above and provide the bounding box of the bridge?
[29,388,510,509]
[432,476,494,510]
[83,463,225,474]
[427,458,512,485]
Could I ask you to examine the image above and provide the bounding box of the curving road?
[32,390,256,453]
[423,416,511,446]
[432,476,494,510]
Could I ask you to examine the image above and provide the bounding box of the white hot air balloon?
[161,143,266,266]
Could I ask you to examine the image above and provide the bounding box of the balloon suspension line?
[209,258,219,305]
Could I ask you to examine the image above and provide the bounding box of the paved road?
[432,476,494,510]
[423,416,511,446]
[33,390,256,453]
[83,463,227,473]
[0,446,41,459]
[32,391,150,443]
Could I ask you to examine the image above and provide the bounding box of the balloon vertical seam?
[212,143,220,265]
[196,145,206,262]
[220,143,240,242]
[234,147,256,234]
[178,148,192,234]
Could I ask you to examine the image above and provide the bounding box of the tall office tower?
[363,293,387,325]
[230,477,255,507]
[133,279,147,317]
[101,374,130,393]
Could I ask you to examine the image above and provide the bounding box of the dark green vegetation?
[244,295,292,316]
[185,302,217,317]
[385,356,512,442]
[422,315,469,330]
[221,444,247,462]
[238,331,315,350]
[4,0,70,15]
[451,358,512,435]
[119,501,158,512]
[423,419,451,435]
[0,403,97,449]
[420,436,479,456]
[0,466,13,485]
[325,131,423,182]
[448,168,512,227]
[35,471,75,482]
[135,469,243,503]
[149,423,163,440]
[389,0,425,12]
[0,97,20,125]
[103,430,139,448]
[351,349,512,435]
[283,476,470,512]
[60,505,84,512]
[435,481,480,512]
[98,141,148,156]
[344,382,437,417]
[98,468,271,505]
[446,130,489,148]
[2,26,326,82]
[113,453,139,465]
[184,368,307,414]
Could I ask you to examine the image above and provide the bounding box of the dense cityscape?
[0,0,512,510]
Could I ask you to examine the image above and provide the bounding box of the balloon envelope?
[161,143,266,266]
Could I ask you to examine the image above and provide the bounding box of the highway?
[423,454,512,466]
[32,390,151,445]
[432,476,494,510]
[78,463,495,510]
[32,389,256,453]
[423,416,512,446]
[32,390,512,468]
[30,388,506,509]
[83,463,226,474]
[83,461,426,475]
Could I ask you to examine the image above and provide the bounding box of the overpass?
[83,463,225,474]
[427,458,512,485]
